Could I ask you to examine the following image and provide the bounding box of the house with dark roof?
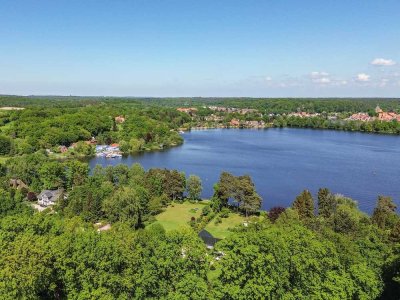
[198,229,220,249]
[37,189,63,207]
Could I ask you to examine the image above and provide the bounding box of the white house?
[37,189,63,207]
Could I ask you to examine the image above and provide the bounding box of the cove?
[88,128,400,213]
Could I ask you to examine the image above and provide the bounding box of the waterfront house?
[37,189,63,207]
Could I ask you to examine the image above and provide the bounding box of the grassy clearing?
[205,213,246,239]
[152,201,206,231]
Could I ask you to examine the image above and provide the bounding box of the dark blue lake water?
[89,128,400,213]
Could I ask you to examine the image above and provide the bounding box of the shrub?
[268,206,286,223]
[27,191,37,201]
[220,208,230,218]
[201,205,211,216]
[214,217,222,225]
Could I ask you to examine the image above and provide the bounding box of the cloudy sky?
[0,0,399,97]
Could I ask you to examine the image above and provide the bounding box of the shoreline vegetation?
[0,155,399,298]
[0,96,400,298]
[1,95,400,161]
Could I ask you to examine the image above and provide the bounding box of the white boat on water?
[106,153,122,158]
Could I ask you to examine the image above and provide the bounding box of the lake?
[89,128,400,213]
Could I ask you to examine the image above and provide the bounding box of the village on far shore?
[176,104,400,130]
[346,106,400,122]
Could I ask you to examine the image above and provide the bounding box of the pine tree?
[372,196,397,230]
[318,188,336,218]
[293,190,314,219]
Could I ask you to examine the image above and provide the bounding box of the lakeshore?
[89,128,400,213]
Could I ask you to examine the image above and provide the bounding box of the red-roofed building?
[230,119,240,127]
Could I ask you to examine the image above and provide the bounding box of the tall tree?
[236,175,262,217]
[212,172,237,209]
[187,175,202,200]
[318,187,336,218]
[372,196,397,230]
[39,161,66,189]
[164,170,186,200]
[102,186,149,228]
[292,190,314,219]
[64,160,89,188]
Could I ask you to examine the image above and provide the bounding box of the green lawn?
[205,213,246,239]
[151,201,206,231]
[150,201,249,240]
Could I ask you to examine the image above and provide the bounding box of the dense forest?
[0,100,188,156]
[0,154,399,299]
[1,95,400,113]
[0,96,399,298]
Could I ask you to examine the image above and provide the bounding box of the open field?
[205,213,246,239]
[0,107,25,110]
[152,201,206,231]
[150,201,248,239]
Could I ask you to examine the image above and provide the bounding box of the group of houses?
[229,119,266,128]
[207,106,259,115]
[287,112,321,118]
[346,113,373,122]
[347,106,400,122]
[177,106,260,116]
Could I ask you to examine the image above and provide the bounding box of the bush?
[214,217,222,225]
[268,206,286,223]
[201,205,211,216]
[220,208,230,218]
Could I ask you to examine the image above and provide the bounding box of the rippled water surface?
[89,128,400,213]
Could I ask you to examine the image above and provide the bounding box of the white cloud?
[310,71,329,78]
[313,77,331,84]
[265,76,272,81]
[371,58,396,66]
[356,73,370,82]
[310,71,331,84]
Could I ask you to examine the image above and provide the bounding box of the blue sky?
[1,0,399,97]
